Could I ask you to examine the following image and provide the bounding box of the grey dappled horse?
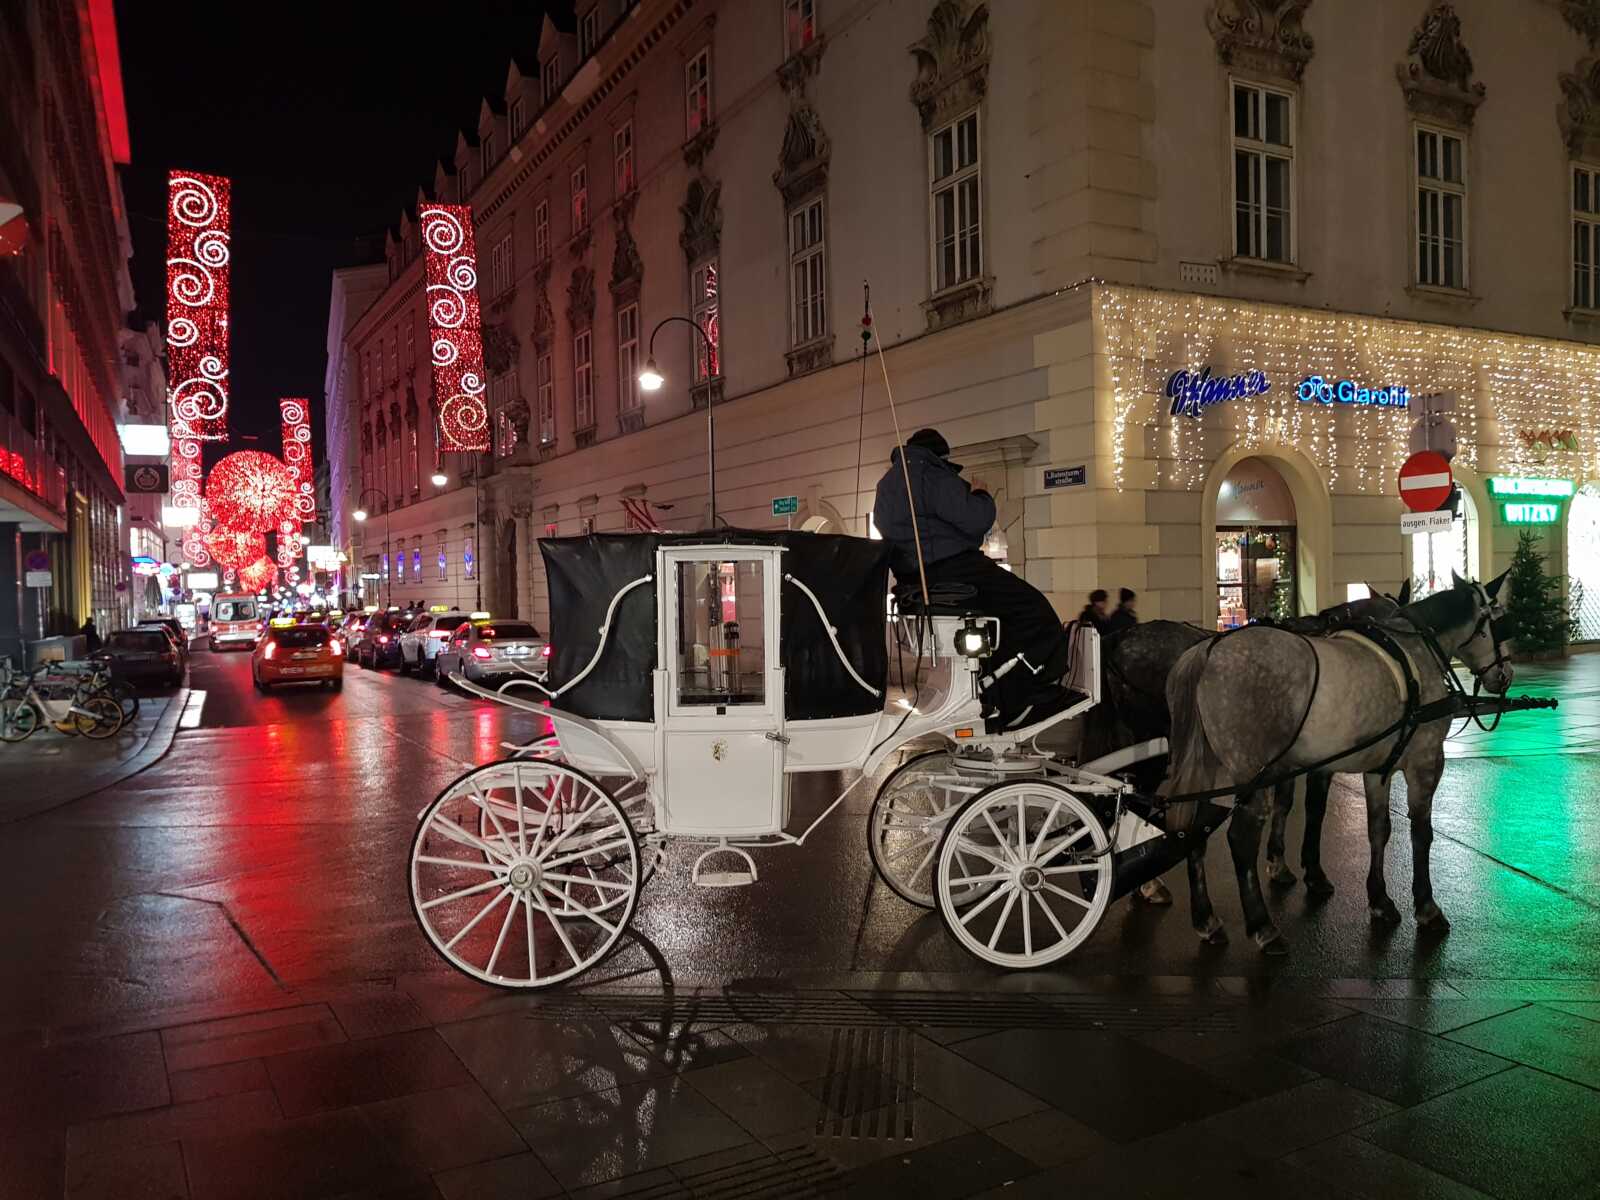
[1162,574,1513,952]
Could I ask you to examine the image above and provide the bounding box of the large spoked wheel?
[412,760,641,989]
[74,695,125,740]
[0,698,39,742]
[869,751,994,908]
[935,780,1112,970]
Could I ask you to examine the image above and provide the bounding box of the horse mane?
[1395,582,1476,637]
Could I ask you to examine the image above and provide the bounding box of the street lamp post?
[638,316,718,527]
[352,471,450,609]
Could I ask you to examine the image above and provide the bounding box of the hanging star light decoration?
[420,204,490,452]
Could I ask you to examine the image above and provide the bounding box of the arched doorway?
[1568,485,1600,642]
[1409,486,1479,598]
[1215,456,1298,629]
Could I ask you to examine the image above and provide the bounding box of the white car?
[398,610,467,677]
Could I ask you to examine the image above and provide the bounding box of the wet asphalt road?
[1,644,1597,1039]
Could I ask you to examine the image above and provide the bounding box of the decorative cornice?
[1396,1,1485,126]
[785,335,834,379]
[909,0,991,131]
[1204,0,1314,82]
[923,275,994,332]
[1561,55,1600,158]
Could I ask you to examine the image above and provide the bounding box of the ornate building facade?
[330,0,1600,632]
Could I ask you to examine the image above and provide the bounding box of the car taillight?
[329,639,343,656]
[542,645,552,658]
[471,645,493,660]
[264,642,276,660]
[430,630,450,640]
[378,635,390,644]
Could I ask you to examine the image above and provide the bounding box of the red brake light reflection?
[330,639,342,655]
[542,645,552,658]
[471,645,493,660]
[378,635,389,644]
[264,641,276,659]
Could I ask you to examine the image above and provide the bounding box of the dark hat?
[905,428,951,458]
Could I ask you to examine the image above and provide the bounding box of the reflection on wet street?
[1,646,1597,1198]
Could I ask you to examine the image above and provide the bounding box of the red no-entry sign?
[1398,450,1453,513]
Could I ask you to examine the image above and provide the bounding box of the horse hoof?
[1267,860,1297,887]
[1369,900,1402,926]
[1136,879,1173,906]
[1195,917,1228,945]
[1416,902,1451,934]
[1255,927,1290,956]
[1305,873,1335,898]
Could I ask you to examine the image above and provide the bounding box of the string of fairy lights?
[1096,286,1600,494]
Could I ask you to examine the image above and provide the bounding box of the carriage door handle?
[764,731,791,744]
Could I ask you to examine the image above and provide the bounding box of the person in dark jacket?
[79,618,102,653]
[874,428,1070,729]
[1077,590,1111,632]
[1103,588,1138,636]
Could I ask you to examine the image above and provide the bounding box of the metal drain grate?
[594,1146,841,1198]
[813,1026,916,1141]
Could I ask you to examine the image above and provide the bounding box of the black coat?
[872,445,995,576]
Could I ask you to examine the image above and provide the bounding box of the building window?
[692,258,720,380]
[388,331,398,378]
[571,164,589,233]
[614,122,634,196]
[534,199,550,262]
[617,303,640,412]
[412,546,423,583]
[930,110,983,291]
[408,426,419,491]
[463,161,478,198]
[543,55,560,104]
[575,329,595,428]
[1575,164,1600,310]
[788,198,826,345]
[491,371,518,458]
[686,48,712,139]
[404,320,414,370]
[437,541,448,581]
[490,232,514,297]
[1231,81,1293,263]
[580,6,600,58]
[1416,125,1466,289]
[785,0,817,56]
[537,351,555,444]
[510,97,526,140]
[464,536,475,579]
[481,130,496,174]
[361,352,370,400]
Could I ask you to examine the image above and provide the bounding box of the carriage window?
[675,560,765,705]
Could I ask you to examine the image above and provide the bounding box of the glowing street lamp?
[638,358,665,392]
[637,317,718,525]
[430,470,449,487]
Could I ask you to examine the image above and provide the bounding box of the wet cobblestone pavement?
[2,648,1598,1198]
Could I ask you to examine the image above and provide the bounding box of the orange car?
[252,620,344,691]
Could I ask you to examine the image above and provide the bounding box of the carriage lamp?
[958,616,992,659]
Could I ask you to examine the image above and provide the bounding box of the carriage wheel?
[411,760,641,989]
[934,780,1112,970]
[868,750,994,908]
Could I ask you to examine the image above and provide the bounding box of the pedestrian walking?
[1076,589,1111,633]
[79,618,102,653]
[1104,588,1138,635]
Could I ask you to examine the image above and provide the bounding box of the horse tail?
[1161,645,1219,832]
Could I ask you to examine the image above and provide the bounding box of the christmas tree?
[1504,529,1574,655]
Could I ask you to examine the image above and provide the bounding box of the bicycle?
[24,660,139,723]
[0,666,125,741]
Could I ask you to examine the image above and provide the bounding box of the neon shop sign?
[1165,367,1272,418]
[1296,376,1410,409]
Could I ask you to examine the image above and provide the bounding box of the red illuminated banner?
[166,172,230,442]
[421,205,490,452]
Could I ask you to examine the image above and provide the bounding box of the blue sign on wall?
[1296,376,1409,409]
[1166,367,1271,418]
[1044,465,1087,489]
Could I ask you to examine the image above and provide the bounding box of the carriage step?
[691,844,758,888]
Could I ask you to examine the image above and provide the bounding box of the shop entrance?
[1216,457,1298,629]
[1409,485,1478,599]
[1568,485,1600,642]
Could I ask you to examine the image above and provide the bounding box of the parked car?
[252,619,344,691]
[139,616,190,654]
[433,615,548,689]
[398,609,467,677]
[136,620,190,666]
[92,628,184,687]
[353,610,409,670]
[209,594,262,651]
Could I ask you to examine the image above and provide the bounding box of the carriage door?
[659,549,786,836]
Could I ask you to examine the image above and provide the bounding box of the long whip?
[865,294,931,614]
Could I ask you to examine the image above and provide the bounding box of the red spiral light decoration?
[421,205,490,452]
[165,172,231,443]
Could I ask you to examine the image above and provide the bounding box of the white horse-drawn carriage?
[408,531,1206,988]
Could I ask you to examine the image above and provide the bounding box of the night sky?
[115,1,549,459]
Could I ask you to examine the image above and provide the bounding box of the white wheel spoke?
[432,815,512,864]
[957,877,1013,927]
[1022,892,1033,958]
[541,882,619,937]
[950,838,1011,871]
[543,835,630,871]
[514,781,527,855]
[1036,888,1072,944]
[416,855,506,874]
[947,869,1010,888]
[1043,863,1100,875]
[1030,800,1063,860]
[533,887,583,966]
[486,888,519,976]
[537,798,611,864]
[472,789,516,855]
[526,772,558,859]
[1035,824,1092,863]
[1016,795,1027,858]
[882,833,938,860]
[981,810,1016,862]
[523,893,538,983]
[444,887,512,949]
[543,871,631,891]
[1043,881,1094,910]
[910,837,939,883]
[987,888,1019,951]
[419,876,505,911]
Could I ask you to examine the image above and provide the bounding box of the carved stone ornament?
[619,406,645,434]
[374,419,387,447]
[566,266,596,325]
[908,0,991,132]
[1564,0,1600,49]
[388,402,402,434]
[403,386,419,422]
[1561,56,1600,158]
[361,422,372,453]
[777,34,826,96]
[1396,1,1485,126]
[531,262,554,346]
[680,176,722,263]
[609,218,644,301]
[689,377,725,411]
[1204,0,1315,82]
[482,322,519,375]
[683,123,718,169]
[773,101,831,206]
[785,335,834,379]
[923,276,994,332]
[503,395,532,442]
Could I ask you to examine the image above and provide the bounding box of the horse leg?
[1229,789,1287,953]
[1364,772,1401,925]
[1186,846,1226,944]
[1265,778,1297,886]
[1404,748,1449,932]
[1301,772,1335,897]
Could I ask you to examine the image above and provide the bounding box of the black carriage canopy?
[539,531,891,722]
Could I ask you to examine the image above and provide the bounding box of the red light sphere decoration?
[203,525,267,570]
[421,205,490,452]
[165,172,230,443]
[237,556,277,594]
[205,450,298,532]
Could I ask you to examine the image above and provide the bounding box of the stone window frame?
[616,301,642,419]
[537,349,556,447]
[1411,120,1470,293]
[534,197,551,263]
[927,106,985,295]
[1227,76,1298,267]
[785,0,818,58]
[574,326,596,434]
[787,196,828,350]
[686,46,713,142]
[1573,161,1600,314]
